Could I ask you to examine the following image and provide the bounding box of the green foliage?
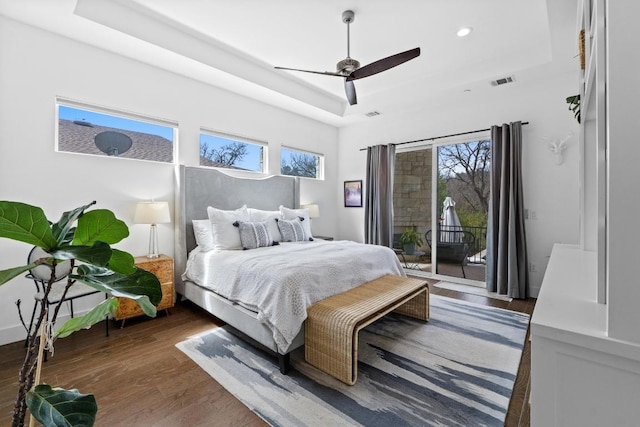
[400,227,424,247]
[0,200,162,426]
[455,206,488,229]
[54,298,119,339]
[0,201,58,250]
[566,95,580,124]
[26,385,97,427]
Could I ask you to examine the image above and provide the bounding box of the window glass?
[199,132,266,173]
[280,147,323,179]
[57,103,175,163]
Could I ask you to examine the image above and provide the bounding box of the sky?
[58,105,174,141]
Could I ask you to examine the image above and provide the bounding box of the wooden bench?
[305,275,429,385]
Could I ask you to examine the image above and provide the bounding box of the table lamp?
[134,201,171,258]
[301,203,320,220]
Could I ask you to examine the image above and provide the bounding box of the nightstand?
[113,254,174,327]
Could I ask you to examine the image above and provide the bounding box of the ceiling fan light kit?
[275,10,420,106]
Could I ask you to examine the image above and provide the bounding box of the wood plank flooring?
[0,286,535,427]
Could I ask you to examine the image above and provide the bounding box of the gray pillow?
[234,221,274,250]
[276,217,311,242]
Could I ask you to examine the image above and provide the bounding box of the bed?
[174,165,404,373]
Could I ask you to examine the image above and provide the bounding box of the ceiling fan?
[274,10,420,106]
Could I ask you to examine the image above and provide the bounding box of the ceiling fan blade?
[347,47,420,81]
[345,79,357,105]
[274,66,345,77]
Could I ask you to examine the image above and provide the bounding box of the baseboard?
[529,285,541,298]
[0,310,92,347]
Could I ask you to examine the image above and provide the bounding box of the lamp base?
[147,224,160,258]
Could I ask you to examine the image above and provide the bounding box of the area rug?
[176,295,529,427]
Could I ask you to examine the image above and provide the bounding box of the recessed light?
[457,27,473,37]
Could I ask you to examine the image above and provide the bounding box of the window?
[280,147,323,179]
[56,101,176,163]
[199,132,266,173]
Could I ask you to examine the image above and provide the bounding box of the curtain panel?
[486,122,529,298]
[364,144,395,247]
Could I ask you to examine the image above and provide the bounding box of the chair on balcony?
[425,228,476,278]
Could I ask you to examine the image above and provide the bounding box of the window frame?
[199,129,268,174]
[280,146,324,180]
[55,98,177,164]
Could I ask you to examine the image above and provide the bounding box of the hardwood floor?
[0,286,535,427]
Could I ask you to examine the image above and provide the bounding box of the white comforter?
[183,239,404,352]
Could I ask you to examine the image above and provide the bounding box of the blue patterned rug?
[176,295,530,426]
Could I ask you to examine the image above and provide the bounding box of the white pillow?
[247,208,283,242]
[192,219,214,252]
[279,205,313,240]
[207,205,249,250]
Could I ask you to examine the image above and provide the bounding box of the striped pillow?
[276,217,310,242]
[234,221,274,250]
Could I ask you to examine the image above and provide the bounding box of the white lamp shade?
[301,203,320,219]
[134,201,171,225]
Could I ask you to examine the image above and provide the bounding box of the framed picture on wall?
[344,180,363,207]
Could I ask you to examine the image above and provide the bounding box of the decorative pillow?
[279,205,314,240]
[207,205,249,250]
[234,221,274,250]
[276,217,309,242]
[192,219,214,252]
[247,208,283,242]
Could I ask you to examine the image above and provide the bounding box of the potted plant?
[566,94,580,123]
[400,227,423,255]
[0,200,162,427]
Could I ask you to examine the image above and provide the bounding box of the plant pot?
[403,243,416,255]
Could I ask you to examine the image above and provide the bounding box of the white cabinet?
[531,1,640,425]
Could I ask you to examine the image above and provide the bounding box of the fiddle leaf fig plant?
[0,200,162,427]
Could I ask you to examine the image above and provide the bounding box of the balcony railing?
[437,224,487,264]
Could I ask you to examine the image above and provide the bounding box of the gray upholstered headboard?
[174,165,299,291]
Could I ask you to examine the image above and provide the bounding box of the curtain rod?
[359,121,529,151]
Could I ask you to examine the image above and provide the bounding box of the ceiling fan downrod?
[338,10,359,74]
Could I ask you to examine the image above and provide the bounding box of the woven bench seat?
[305,274,429,385]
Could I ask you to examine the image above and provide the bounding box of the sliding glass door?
[434,140,489,282]
[393,138,489,285]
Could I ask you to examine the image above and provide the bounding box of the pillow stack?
[192,204,315,251]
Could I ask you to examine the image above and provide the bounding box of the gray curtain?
[486,122,528,298]
[364,144,395,246]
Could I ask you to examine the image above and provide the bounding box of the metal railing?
[438,224,487,264]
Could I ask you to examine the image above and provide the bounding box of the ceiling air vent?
[490,75,515,86]
[365,111,381,117]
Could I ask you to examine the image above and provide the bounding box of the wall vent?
[365,111,381,117]
[490,75,516,86]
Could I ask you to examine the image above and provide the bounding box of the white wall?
[0,17,338,346]
[336,71,581,297]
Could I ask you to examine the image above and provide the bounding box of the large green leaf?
[52,241,112,267]
[107,249,136,275]
[51,201,96,246]
[0,201,57,250]
[72,209,129,246]
[55,297,119,339]
[26,384,96,427]
[0,263,35,286]
[72,265,161,317]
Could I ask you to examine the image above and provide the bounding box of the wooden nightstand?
[113,254,174,327]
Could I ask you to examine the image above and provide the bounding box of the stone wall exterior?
[394,149,432,249]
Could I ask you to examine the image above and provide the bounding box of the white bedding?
[182,239,404,352]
